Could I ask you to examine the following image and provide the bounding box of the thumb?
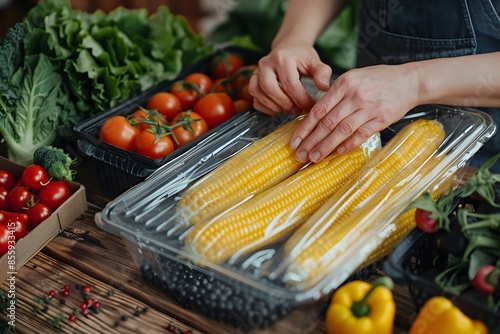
[311,63,333,91]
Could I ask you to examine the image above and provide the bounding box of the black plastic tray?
[74,46,263,198]
[383,228,500,333]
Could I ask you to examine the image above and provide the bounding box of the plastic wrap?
[95,105,496,330]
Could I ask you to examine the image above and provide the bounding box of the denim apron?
[356,0,500,172]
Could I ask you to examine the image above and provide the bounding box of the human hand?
[248,45,332,115]
[291,63,421,162]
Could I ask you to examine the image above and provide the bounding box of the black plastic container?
[74,46,263,198]
[383,229,500,333]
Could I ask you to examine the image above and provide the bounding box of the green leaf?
[468,249,496,280]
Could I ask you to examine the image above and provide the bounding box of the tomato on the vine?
[21,164,49,192]
[0,170,16,191]
[129,109,166,130]
[210,52,244,79]
[185,73,214,96]
[8,186,33,212]
[193,92,235,129]
[231,65,257,91]
[100,115,140,151]
[131,129,175,159]
[171,111,208,148]
[146,92,182,121]
[170,81,200,111]
[38,181,71,211]
[235,84,253,103]
[26,203,52,230]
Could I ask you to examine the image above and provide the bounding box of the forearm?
[412,52,500,107]
[271,0,347,49]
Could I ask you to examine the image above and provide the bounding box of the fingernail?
[320,76,330,87]
[310,151,321,162]
[290,137,302,150]
[296,150,308,162]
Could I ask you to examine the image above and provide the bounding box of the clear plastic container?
[95,104,496,331]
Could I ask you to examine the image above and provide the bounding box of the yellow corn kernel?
[176,117,306,225]
[184,145,376,263]
[283,119,446,286]
[362,171,455,266]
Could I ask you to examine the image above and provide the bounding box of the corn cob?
[176,117,306,225]
[283,119,446,286]
[362,171,454,266]
[183,135,381,263]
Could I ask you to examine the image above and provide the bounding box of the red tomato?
[172,111,208,148]
[0,187,9,211]
[211,78,232,95]
[234,99,251,114]
[472,265,497,294]
[235,84,253,103]
[99,115,140,151]
[0,210,29,225]
[210,52,245,79]
[146,92,182,121]
[0,170,16,191]
[230,65,257,91]
[129,109,150,130]
[6,219,27,241]
[415,208,438,233]
[131,129,175,159]
[26,203,52,230]
[8,186,33,212]
[21,164,49,192]
[129,109,166,130]
[185,73,214,96]
[0,224,10,257]
[38,181,71,211]
[170,81,200,111]
[193,93,235,129]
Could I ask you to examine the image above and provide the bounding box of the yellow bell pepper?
[325,277,395,334]
[408,296,488,334]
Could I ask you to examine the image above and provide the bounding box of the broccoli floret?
[33,145,76,180]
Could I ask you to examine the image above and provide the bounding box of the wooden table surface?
[2,157,472,334]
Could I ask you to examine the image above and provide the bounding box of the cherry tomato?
[415,208,438,233]
[21,164,49,192]
[99,115,140,151]
[38,181,71,211]
[6,219,27,241]
[235,84,253,103]
[0,224,10,257]
[131,129,175,159]
[170,81,199,111]
[472,265,497,294]
[146,92,182,121]
[185,73,214,96]
[171,111,208,148]
[230,65,257,91]
[0,170,16,191]
[234,99,251,114]
[211,78,232,95]
[26,203,52,230]
[210,52,244,79]
[8,186,33,212]
[0,210,29,225]
[0,187,9,211]
[129,109,150,130]
[129,109,166,130]
[193,92,235,129]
